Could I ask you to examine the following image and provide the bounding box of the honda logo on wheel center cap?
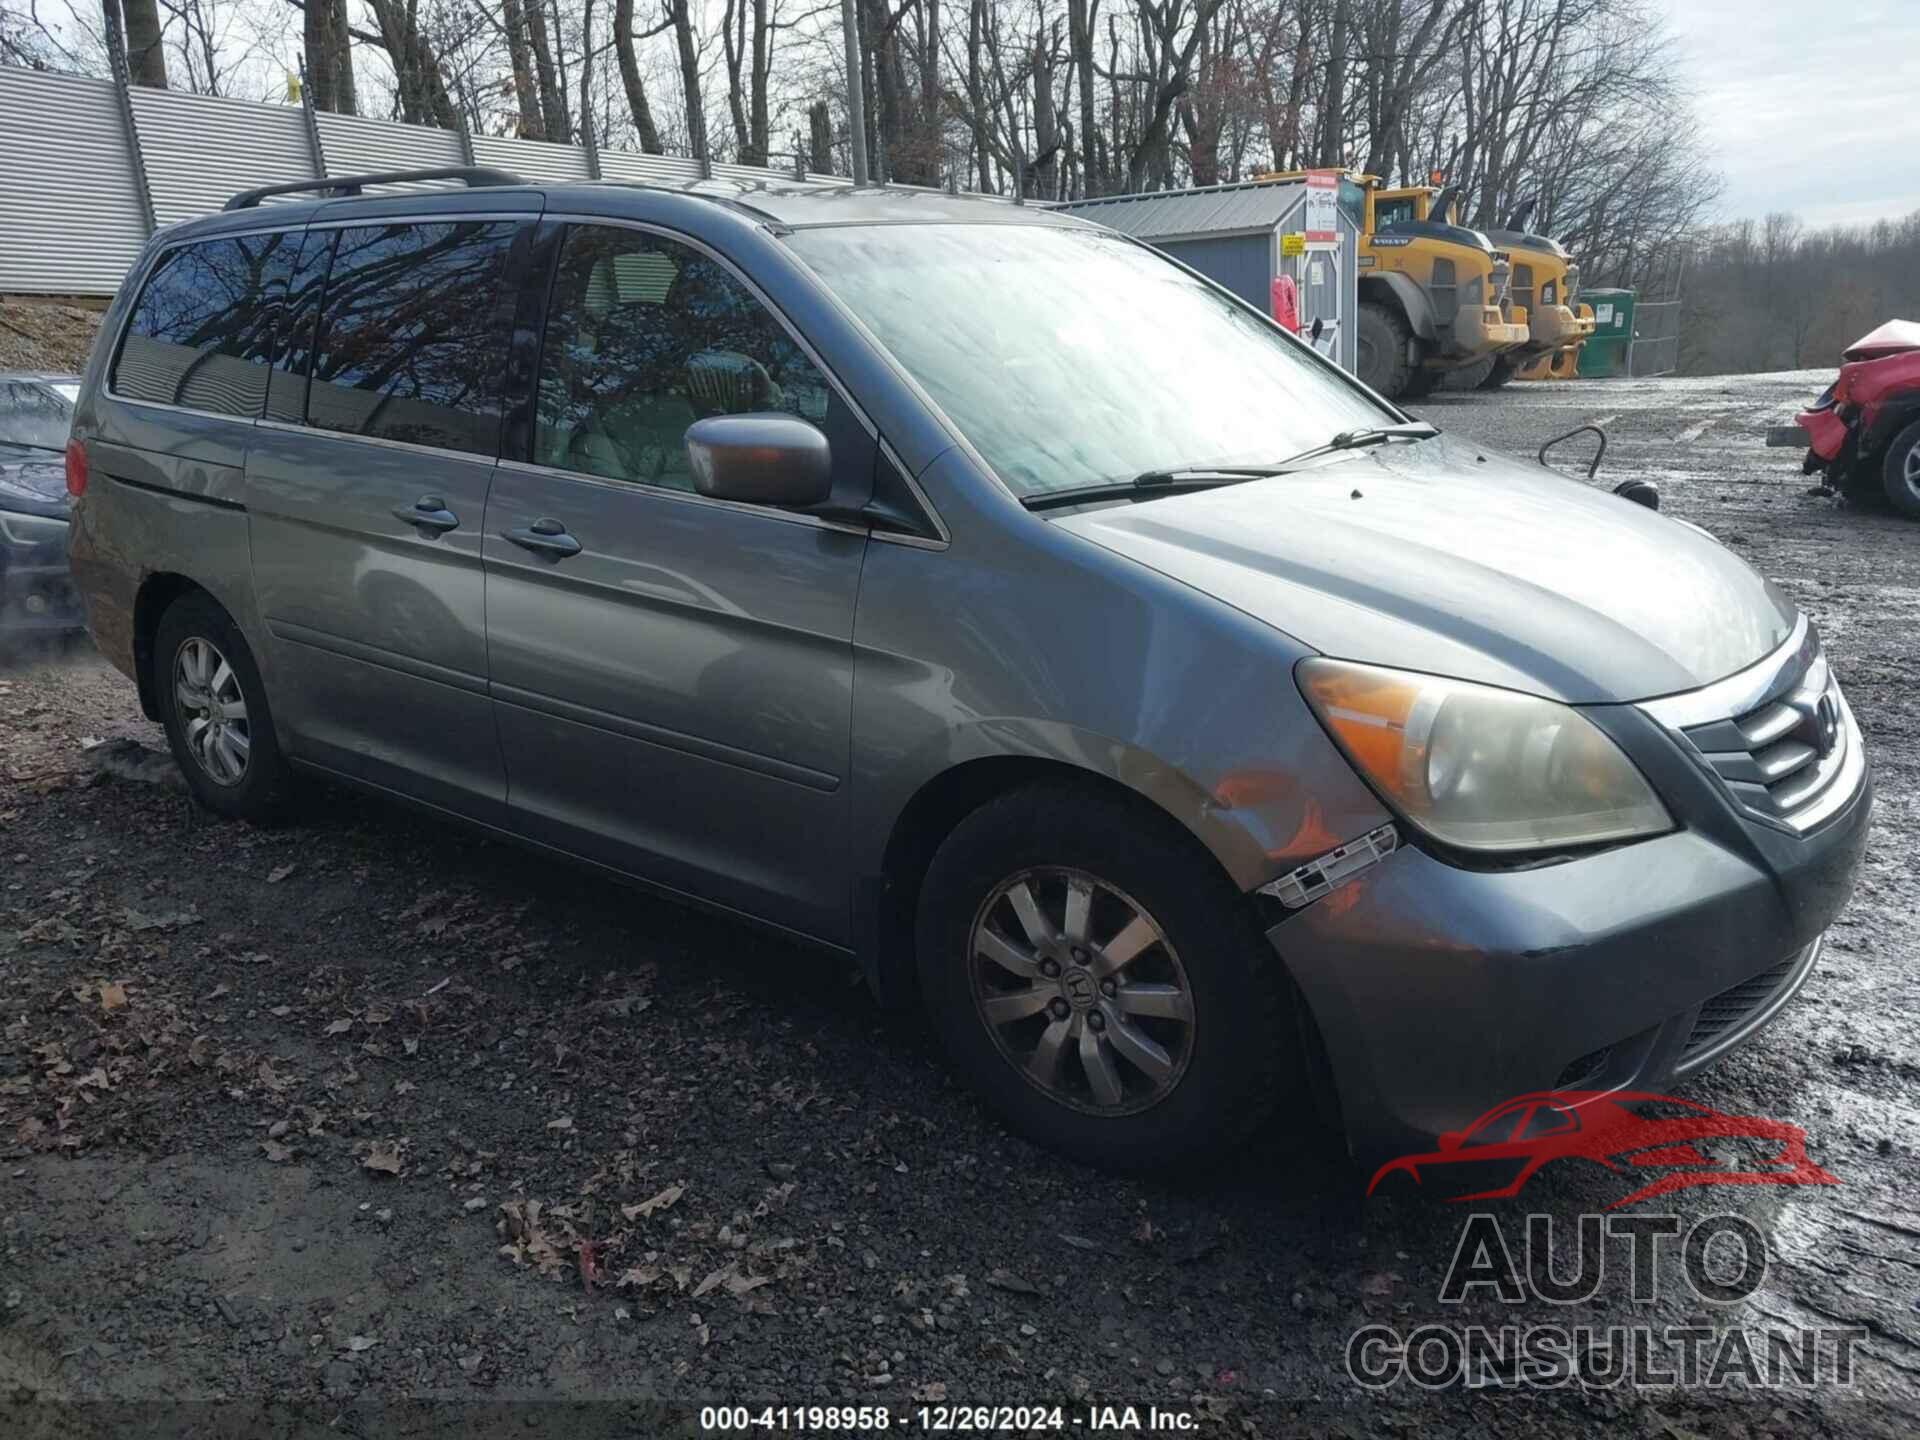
[1061,968,1096,1007]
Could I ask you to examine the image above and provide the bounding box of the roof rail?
[223,167,523,211]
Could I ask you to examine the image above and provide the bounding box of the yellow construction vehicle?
[1475,198,1596,389]
[1257,171,1529,399]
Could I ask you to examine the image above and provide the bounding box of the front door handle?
[394,495,460,533]
[503,516,582,559]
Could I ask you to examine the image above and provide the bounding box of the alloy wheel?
[173,636,251,786]
[1905,442,1920,503]
[968,867,1195,1116]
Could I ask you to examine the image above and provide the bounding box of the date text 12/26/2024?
[700,1405,1199,1431]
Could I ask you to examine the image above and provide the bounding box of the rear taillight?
[65,438,87,497]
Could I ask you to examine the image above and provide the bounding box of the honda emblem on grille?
[1812,694,1840,757]
[1794,692,1840,758]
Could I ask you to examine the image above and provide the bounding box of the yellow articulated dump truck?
[1477,198,1596,389]
[1255,171,1529,400]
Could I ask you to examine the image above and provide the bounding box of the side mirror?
[684,413,833,507]
[1612,478,1660,511]
[1310,317,1325,343]
[1437,1131,1464,1153]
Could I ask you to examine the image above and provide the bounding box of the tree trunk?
[1317,0,1349,165]
[121,0,167,88]
[670,0,705,161]
[613,0,664,152]
[1067,0,1101,196]
[808,98,833,175]
[330,0,357,115]
[526,0,571,142]
[1030,40,1058,198]
[501,0,545,138]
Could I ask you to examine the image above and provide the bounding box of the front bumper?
[1273,690,1872,1162]
[1452,304,1531,359]
[1514,303,1594,360]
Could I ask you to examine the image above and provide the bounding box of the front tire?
[1355,301,1415,399]
[1881,419,1920,518]
[915,783,1297,1172]
[1477,357,1517,391]
[155,592,290,820]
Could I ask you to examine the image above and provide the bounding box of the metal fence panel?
[315,110,464,190]
[596,148,704,188]
[472,134,592,185]
[0,66,147,293]
[130,86,316,225]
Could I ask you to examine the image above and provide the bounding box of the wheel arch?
[1360,271,1438,342]
[131,572,213,721]
[860,751,1254,1011]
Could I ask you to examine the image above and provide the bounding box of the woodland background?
[4,0,1917,375]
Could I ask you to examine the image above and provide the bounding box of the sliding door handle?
[394,495,460,533]
[503,516,582,559]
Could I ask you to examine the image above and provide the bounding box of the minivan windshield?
[786,224,1392,498]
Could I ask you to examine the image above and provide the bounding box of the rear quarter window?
[110,232,301,417]
[304,220,524,457]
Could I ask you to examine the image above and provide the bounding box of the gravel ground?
[1,370,1915,1437]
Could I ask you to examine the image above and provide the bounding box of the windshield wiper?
[1267,422,1439,472]
[1021,466,1289,512]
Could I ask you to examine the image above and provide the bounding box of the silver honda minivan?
[66,170,1870,1170]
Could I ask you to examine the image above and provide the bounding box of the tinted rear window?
[111,232,301,417]
[305,220,522,456]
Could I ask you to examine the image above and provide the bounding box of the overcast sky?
[1661,0,1920,228]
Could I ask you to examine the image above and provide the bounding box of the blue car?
[0,372,84,632]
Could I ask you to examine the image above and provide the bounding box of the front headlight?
[0,509,69,548]
[1298,658,1672,854]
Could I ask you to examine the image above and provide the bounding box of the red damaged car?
[1771,320,1920,517]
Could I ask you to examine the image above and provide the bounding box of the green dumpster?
[1576,288,1636,378]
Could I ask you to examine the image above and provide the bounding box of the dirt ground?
[0,298,103,375]
[1,369,1915,1437]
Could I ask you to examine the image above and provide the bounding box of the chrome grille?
[1667,640,1862,833]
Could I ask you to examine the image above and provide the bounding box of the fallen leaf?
[75,1066,112,1090]
[99,982,127,1012]
[269,1005,292,1018]
[346,1335,377,1353]
[324,1019,353,1036]
[1059,1232,1098,1251]
[362,1141,404,1176]
[986,1268,1041,1296]
[692,1262,734,1299]
[724,1271,770,1296]
[621,1183,685,1221]
[205,983,230,1001]
[267,864,296,884]
[546,1115,574,1133]
[262,1140,293,1163]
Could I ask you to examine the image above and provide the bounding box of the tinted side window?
[534,225,831,490]
[111,232,300,417]
[307,221,522,457]
[265,228,337,425]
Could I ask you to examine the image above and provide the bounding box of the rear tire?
[1477,357,1517,391]
[915,782,1297,1173]
[155,592,290,821]
[1356,301,1414,399]
[1881,419,1920,518]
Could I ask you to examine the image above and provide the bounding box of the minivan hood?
[1054,433,1794,703]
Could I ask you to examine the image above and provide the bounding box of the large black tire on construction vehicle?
[1477,356,1518,391]
[1356,301,1415,399]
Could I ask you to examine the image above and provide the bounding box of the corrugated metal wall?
[0,65,850,297]
[315,111,464,188]
[130,86,316,225]
[0,67,148,294]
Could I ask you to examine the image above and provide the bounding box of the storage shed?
[1054,177,1363,374]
